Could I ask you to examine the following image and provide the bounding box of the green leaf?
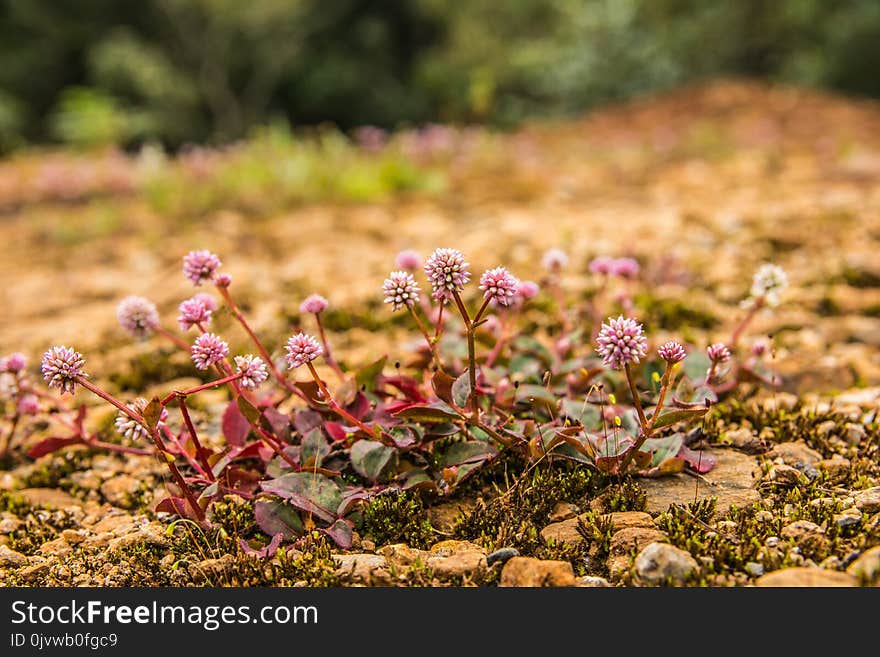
[652,407,710,430]
[393,402,462,423]
[682,351,712,382]
[438,440,496,467]
[640,434,684,467]
[260,472,343,524]
[560,398,601,428]
[142,396,163,429]
[254,499,303,540]
[355,355,387,392]
[350,441,398,482]
[301,428,330,468]
[237,396,262,424]
[452,372,472,408]
[515,384,557,404]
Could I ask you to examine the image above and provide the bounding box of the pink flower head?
[707,343,731,364]
[424,248,470,300]
[383,271,421,311]
[751,339,768,358]
[542,248,569,272]
[192,292,219,312]
[479,267,519,307]
[395,250,422,271]
[190,333,229,370]
[596,316,648,370]
[611,257,640,279]
[234,354,269,390]
[41,346,87,394]
[658,340,687,364]
[517,280,539,300]
[300,294,329,315]
[17,394,40,416]
[115,398,166,441]
[116,296,160,339]
[285,333,323,369]
[214,273,232,288]
[183,250,222,286]
[177,297,213,331]
[0,352,27,373]
[589,256,615,275]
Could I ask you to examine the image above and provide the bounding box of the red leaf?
[677,445,717,474]
[222,400,250,446]
[324,421,347,442]
[27,436,82,458]
[155,496,196,519]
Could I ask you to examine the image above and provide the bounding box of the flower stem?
[648,362,674,433]
[305,361,393,444]
[451,290,479,417]
[155,326,190,351]
[177,398,215,481]
[315,313,345,380]
[730,299,763,348]
[160,372,243,406]
[623,363,648,433]
[408,305,443,371]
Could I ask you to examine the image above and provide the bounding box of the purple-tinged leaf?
[254,499,303,540]
[640,434,685,467]
[399,467,437,491]
[239,532,283,559]
[452,372,472,408]
[321,518,354,548]
[155,496,199,520]
[262,406,291,441]
[260,472,342,524]
[350,441,398,482]
[393,401,461,423]
[301,428,330,468]
[324,421,348,442]
[432,370,455,405]
[294,410,324,435]
[346,392,371,420]
[27,436,82,458]
[677,444,717,474]
[337,488,371,516]
[222,400,251,447]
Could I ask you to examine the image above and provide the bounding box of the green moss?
[634,293,719,332]
[361,491,434,549]
[208,495,258,538]
[0,491,31,515]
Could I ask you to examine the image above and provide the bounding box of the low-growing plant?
[0,246,789,553]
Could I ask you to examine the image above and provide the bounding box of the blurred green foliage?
[1,0,879,150]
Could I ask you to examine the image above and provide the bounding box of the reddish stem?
[177,397,215,481]
[160,372,243,406]
[315,313,345,380]
[155,326,190,351]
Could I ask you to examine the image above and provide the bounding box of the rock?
[487,548,519,566]
[379,544,426,567]
[835,388,880,408]
[89,515,137,535]
[0,517,22,534]
[843,423,867,446]
[605,511,656,531]
[768,442,822,466]
[499,557,575,587]
[548,501,578,522]
[107,524,168,551]
[765,463,808,486]
[722,428,767,454]
[195,554,237,580]
[0,545,27,568]
[756,567,858,587]
[816,458,851,483]
[846,546,880,584]
[634,543,698,585]
[540,518,584,547]
[609,527,667,557]
[854,487,880,514]
[426,500,474,534]
[781,520,827,555]
[60,529,85,545]
[834,508,862,529]
[429,539,485,556]
[17,488,83,509]
[333,554,389,582]
[745,562,764,577]
[426,550,487,578]
[17,560,52,583]
[642,449,760,515]
[38,537,71,557]
[100,475,141,508]
[69,471,102,491]
[576,576,611,587]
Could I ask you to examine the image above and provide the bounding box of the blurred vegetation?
[1,0,879,151]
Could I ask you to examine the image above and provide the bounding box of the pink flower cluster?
[285,333,322,369]
[596,316,648,370]
[589,256,640,279]
[41,346,87,395]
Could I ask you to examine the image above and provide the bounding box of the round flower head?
[116,296,160,339]
[424,248,470,300]
[707,343,731,364]
[517,280,539,300]
[300,294,329,315]
[177,297,213,331]
[611,257,640,279]
[383,271,421,311]
[183,250,222,286]
[17,394,40,416]
[214,273,232,288]
[190,333,229,370]
[192,292,219,312]
[234,355,269,390]
[542,248,569,272]
[115,398,166,441]
[596,316,648,370]
[285,333,323,369]
[41,346,87,395]
[0,352,27,373]
[658,340,687,364]
[589,256,615,275]
[749,264,788,307]
[395,249,422,271]
[479,267,519,307]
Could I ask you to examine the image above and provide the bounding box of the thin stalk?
[216,285,306,400]
[155,326,190,351]
[146,425,204,521]
[623,363,648,432]
[314,313,345,380]
[305,361,393,444]
[0,415,20,457]
[161,423,209,476]
[177,398,215,481]
[451,290,479,417]
[161,372,243,406]
[85,438,152,457]
[648,362,674,432]
[255,426,300,470]
[408,305,443,371]
[730,298,763,348]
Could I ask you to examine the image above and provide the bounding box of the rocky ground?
[1,80,880,586]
